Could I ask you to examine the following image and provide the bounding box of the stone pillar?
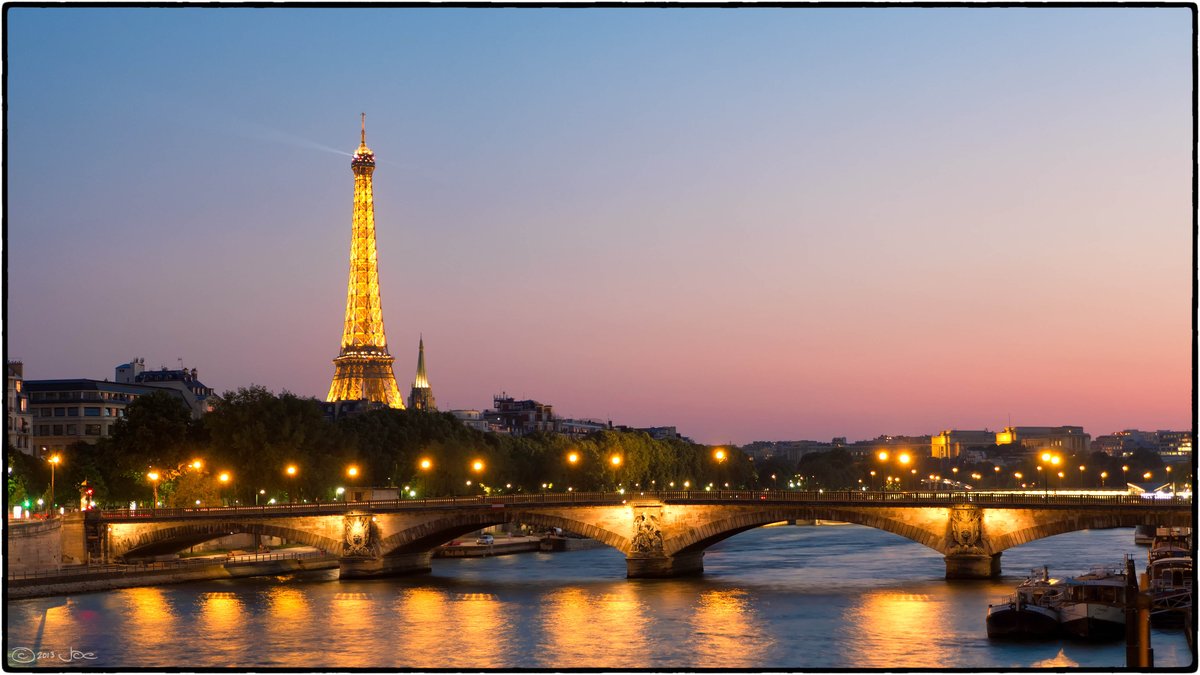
[943,503,1000,578]
[337,512,432,579]
[623,502,703,578]
[944,551,1001,579]
[627,551,704,578]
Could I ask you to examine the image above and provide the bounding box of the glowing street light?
[285,464,298,503]
[567,451,579,465]
[713,448,727,462]
[47,454,62,515]
[471,460,485,473]
[1078,465,1086,489]
[347,465,359,479]
[147,470,160,507]
[877,451,889,462]
[1143,471,1152,481]
[190,459,204,471]
[898,453,911,466]
[419,458,433,471]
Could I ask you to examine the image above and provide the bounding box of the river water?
[6,525,1193,669]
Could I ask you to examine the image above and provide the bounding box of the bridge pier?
[944,552,1001,579]
[339,551,433,579]
[626,551,704,578]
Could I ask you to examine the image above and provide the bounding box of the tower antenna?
[361,112,366,144]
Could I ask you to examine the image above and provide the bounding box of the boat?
[1058,561,1129,641]
[1145,527,1193,626]
[1134,525,1156,546]
[986,567,1065,639]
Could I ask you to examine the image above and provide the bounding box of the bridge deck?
[93,490,1192,521]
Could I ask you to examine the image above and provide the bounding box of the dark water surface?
[6,526,1193,669]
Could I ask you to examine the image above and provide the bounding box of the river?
[6,525,1192,669]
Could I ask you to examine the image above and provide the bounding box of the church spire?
[413,335,429,389]
[409,335,437,411]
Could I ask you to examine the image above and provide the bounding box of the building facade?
[931,430,996,459]
[6,362,33,455]
[995,426,1091,455]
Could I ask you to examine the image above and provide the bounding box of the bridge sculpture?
[62,491,1192,579]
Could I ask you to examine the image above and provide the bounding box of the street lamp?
[346,465,359,500]
[147,470,160,508]
[566,451,579,466]
[218,471,231,506]
[47,454,62,516]
[1100,471,1108,488]
[1078,465,1085,489]
[1056,471,1064,491]
[471,459,485,474]
[1166,466,1174,495]
[285,464,298,503]
[419,458,433,471]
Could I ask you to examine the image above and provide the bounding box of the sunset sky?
[5,7,1192,444]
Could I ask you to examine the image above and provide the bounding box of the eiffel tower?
[326,114,405,408]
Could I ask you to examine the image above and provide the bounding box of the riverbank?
[6,550,336,599]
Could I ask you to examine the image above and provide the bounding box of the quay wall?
[6,519,63,574]
[7,556,337,600]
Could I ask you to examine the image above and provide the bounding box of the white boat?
[1146,527,1192,625]
[1058,562,1129,641]
[986,567,1064,639]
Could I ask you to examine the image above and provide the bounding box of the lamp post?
[218,471,231,506]
[1078,465,1085,489]
[346,465,359,501]
[609,454,622,490]
[285,464,298,503]
[47,454,62,516]
[1100,471,1108,488]
[1166,466,1173,495]
[147,470,160,508]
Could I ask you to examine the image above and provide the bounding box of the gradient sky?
[5,7,1193,445]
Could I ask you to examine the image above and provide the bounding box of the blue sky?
[6,7,1193,443]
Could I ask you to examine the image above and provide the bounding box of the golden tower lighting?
[326,113,405,408]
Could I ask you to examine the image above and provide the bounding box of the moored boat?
[986,567,1064,640]
[1058,562,1128,641]
[1145,527,1193,626]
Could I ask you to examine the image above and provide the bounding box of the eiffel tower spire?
[326,115,405,408]
[409,335,437,411]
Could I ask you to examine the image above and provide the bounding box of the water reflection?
[539,584,648,669]
[688,589,774,668]
[258,584,316,668]
[447,592,509,668]
[121,588,177,653]
[843,591,949,668]
[393,588,450,669]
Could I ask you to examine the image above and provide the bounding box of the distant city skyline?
[6,7,1192,444]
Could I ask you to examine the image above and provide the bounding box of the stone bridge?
[72,490,1193,579]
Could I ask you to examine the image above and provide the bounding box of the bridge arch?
[376,510,632,556]
[116,521,341,560]
[987,510,1193,555]
[667,506,948,556]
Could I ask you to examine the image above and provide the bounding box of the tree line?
[7,387,755,508]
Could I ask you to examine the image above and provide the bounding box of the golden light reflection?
[539,585,648,669]
[688,589,773,668]
[394,588,451,669]
[120,587,177,650]
[843,591,949,668]
[254,585,316,667]
[199,592,245,638]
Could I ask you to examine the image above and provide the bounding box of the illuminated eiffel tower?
[326,114,405,408]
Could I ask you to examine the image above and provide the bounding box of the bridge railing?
[92,489,1190,520]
